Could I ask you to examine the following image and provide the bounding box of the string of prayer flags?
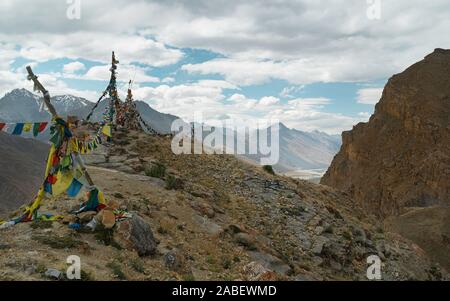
[0,122,48,137]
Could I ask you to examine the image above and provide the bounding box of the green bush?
[145,162,166,179]
[165,175,184,190]
[262,165,275,175]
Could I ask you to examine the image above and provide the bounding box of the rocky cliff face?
[321,49,450,216]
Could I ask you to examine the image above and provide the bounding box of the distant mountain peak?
[6,88,40,99]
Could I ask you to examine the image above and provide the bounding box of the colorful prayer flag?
[102,124,112,137]
[38,122,48,133]
[23,123,32,132]
[66,178,83,197]
[12,123,24,135]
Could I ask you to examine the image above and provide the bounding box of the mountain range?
[0,88,341,178]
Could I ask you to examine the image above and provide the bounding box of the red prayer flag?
[38,122,48,133]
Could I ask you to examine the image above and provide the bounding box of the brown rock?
[321,49,450,217]
[78,211,97,224]
[97,209,116,229]
[114,214,157,256]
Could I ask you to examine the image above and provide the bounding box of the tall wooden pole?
[26,66,95,186]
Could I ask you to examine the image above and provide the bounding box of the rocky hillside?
[0,128,446,280]
[322,49,450,217]
[0,132,48,217]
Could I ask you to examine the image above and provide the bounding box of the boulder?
[164,250,185,271]
[115,214,157,256]
[234,233,258,250]
[248,251,292,275]
[242,261,278,281]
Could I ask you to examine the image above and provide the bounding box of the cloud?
[280,85,305,98]
[81,64,159,83]
[356,87,383,104]
[181,55,396,86]
[63,61,85,74]
[358,112,372,118]
[259,96,280,106]
[133,82,361,134]
[0,32,183,67]
[2,0,449,83]
[1,0,448,133]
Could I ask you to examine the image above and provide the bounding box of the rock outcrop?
[321,49,450,216]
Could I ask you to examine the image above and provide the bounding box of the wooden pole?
[26,66,95,186]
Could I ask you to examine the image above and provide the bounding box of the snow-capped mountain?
[0,89,341,178]
[0,88,48,122]
[52,94,91,115]
[241,122,341,176]
[0,88,91,122]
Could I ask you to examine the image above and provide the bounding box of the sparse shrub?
[165,175,184,190]
[80,270,94,281]
[106,261,127,280]
[221,256,232,270]
[157,226,168,235]
[182,274,195,281]
[262,165,275,175]
[130,258,145,274]
[324,225,334,234]
[113,192,124,199]
[214,189,230,203]
[145,162,166,179]
[342,230,352,241]
[95,225,122,250]
[33,234,80,249]
[206,255,216,265]
[30,220,53,229]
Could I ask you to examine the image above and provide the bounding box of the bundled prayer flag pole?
[10,67,108,224]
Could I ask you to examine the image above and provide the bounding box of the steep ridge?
[322,49,450,216]
[0,132,49,217]
[0,129,446,280]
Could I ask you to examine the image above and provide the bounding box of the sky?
[0,0,449,134]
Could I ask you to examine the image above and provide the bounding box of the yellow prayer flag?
[52,171,74,196]
[23,123,33,132]
[102,124,112,137]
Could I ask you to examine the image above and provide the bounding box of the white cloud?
[162,77,175,83]
[358,112,372,118]
[259,96,279,106]
[132,83,360,134]
[356,88,383,104]
[63,61,85,74]
[1,0,449,133]
[81,64,159,83]
[1,32,183,67]
[280,85,305,98]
